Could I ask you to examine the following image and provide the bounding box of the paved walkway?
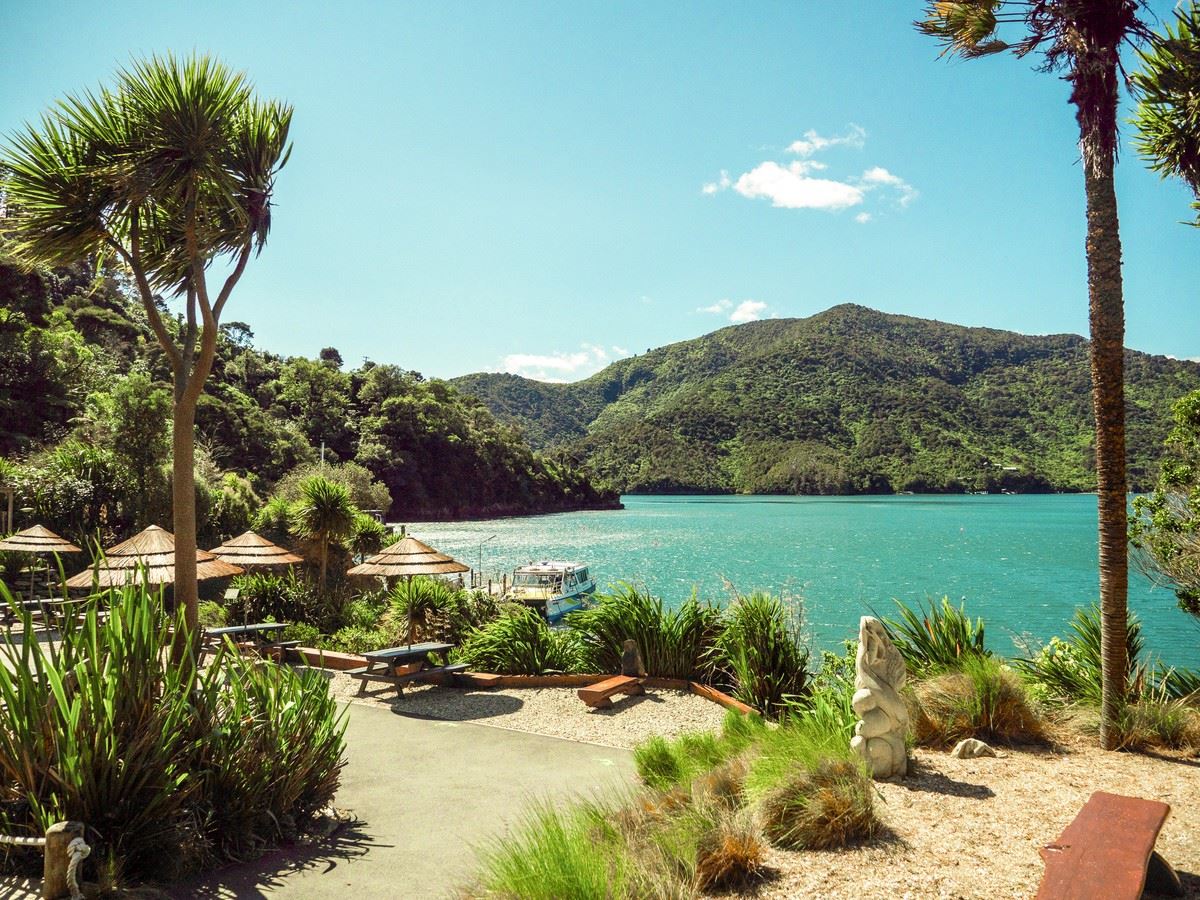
[177,701,636,898]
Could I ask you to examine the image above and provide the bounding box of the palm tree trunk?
[1084,164,1129,751]
[172,395,200,650]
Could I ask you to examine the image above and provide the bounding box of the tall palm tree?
[1133,3,1200,221]
[0,55,291,645]
[916,1,1149,749]
[290,476,357,595]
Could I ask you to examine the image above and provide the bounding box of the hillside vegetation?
[453,305,1200,495]
[0,250,618,532]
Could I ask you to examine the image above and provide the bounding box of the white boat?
[507,561,596,625]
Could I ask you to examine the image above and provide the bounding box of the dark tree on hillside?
[916,0,1150,749]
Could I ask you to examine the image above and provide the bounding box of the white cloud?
[730,300,768,324]
[702,170,731,195]
[698,299,734,314]
[787,125,866,157]
[734,161,864,210]
[858,166,918,206]
[501,342,630,382]
[701,126,916,218]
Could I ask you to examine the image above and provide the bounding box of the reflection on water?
[405,494,1198,668]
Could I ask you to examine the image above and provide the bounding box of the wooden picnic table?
[204,622,294,660]
[349,642,466,695]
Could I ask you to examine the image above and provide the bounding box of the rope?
[66,835,90,900]
[0,834,45,847]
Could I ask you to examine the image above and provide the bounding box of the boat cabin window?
[513,572,562,587]
[575,568,589,582]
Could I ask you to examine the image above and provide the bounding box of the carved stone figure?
[850,616,909,778]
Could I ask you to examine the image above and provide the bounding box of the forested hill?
[452,304,1200,495]
[0,251,619,526]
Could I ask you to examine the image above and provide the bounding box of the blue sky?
[3,1,1197,381]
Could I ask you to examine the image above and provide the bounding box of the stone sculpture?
[850,616,909,779]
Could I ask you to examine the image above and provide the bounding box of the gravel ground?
[324,671,730,749]
[756,736,1200,900]
[322,671,1200,897]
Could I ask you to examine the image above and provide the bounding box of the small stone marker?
[850,616,909,779]
[951,738,997,759]
[620,639,646,678]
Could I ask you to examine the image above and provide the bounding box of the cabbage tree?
[1,55,292,641]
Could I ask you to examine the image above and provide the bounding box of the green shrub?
[347,514,389,559]
[283,621,321,647]
[228,568,328,630]
[0,583,346,880]
[1014,603,1146,705]
[197,599,227,629]
[453,606,587,675]
[342,594,387,630]
[911,655,1047,748]
[324,624,395,655]
[568,584,722,681]
[716,591,809,719]
[882,597,989,676]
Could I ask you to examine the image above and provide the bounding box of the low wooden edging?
[291,650,758,716]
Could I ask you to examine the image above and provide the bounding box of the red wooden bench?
[577,675,645,709]
[1036,791,1183,899]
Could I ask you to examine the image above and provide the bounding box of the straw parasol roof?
[64,525,243,589]
[347,535,469,579]
[209,530,304,568]
[0,525,82,555]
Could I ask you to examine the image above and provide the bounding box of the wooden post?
[502,574,507,594]
[43,820,84,900]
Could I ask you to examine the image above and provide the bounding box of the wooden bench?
[1036,791,1183,899]
[577,675,645,709]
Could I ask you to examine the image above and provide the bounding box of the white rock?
[951,738,997,759]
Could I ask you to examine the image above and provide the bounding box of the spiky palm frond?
[1,53,292,295]
[1133,3,1200,223]
[916,1,1149,172]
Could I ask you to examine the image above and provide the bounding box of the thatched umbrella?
[346,535,469,581]
[209,531,304,569]
[65,525,243,589]
[0,525,83,598]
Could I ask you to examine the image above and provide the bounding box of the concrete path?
[177,702,636,899]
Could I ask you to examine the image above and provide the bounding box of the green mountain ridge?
[451,304,1200,495]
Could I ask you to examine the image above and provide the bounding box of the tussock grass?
[634,710,766,791]
[910,655,1047,748]
[757,758,881,851]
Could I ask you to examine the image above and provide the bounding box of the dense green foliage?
[1131,390,1200,614]
[454,305,1200,494]
[0,584,345,881]
[0,251,617,539]
[568,585,724,682]
[453,605,589,675]
[715,591,809,718]
[882,597,990,677]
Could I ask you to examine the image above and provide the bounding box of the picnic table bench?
[345,642,466,696]
[204,622,296,660]
[1036,790,1183,899]
[8,597,97,629]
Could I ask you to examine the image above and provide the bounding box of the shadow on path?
[181,818,378,899]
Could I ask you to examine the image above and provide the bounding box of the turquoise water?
[407,495,1198,668]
